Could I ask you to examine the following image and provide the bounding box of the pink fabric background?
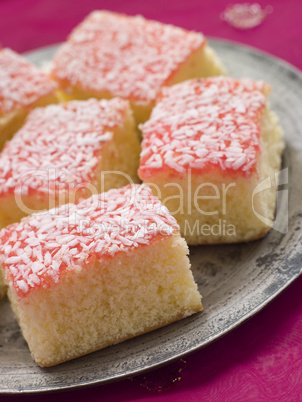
[1,0,302,400]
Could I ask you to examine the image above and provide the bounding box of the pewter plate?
[0,40,301,394]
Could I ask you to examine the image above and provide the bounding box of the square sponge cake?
[50,10,225,125]
[0,48,59,150]
[139,77,285,244]
[0,97,140,230]
[0,184,202,367]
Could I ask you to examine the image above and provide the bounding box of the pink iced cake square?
[0,48,58,150]
[51,11,225,125]
[0,97,140,229]
[139,77,284,244]
[0,184,201,366]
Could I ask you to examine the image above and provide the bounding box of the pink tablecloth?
[1,0,302,400]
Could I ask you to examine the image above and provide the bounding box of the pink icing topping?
[0,184,178,298]
[0,48,57,114]
[51,11,205,103]
[0,98,128,196]
[139,77,269,179]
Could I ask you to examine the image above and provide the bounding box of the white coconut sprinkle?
[6,256,23,264]
[16,280,29,293]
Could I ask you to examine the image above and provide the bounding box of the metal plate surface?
[0,39,301,393]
